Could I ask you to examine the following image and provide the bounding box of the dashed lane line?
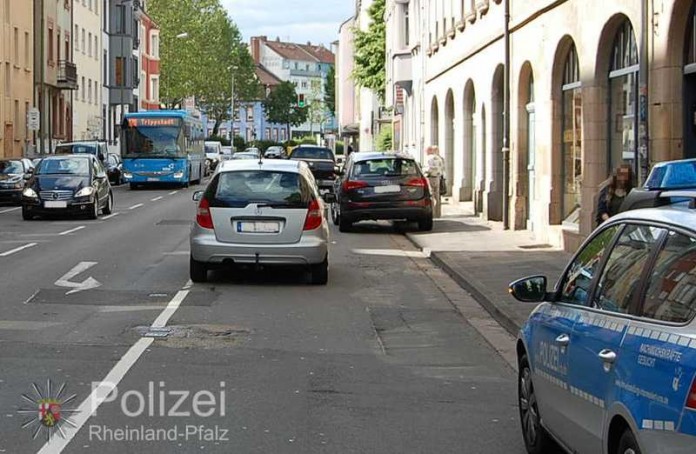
[0,207,20,214]
[0,242,37,257]
[169,190,179,195]
[151,196,163,201]
[128,203,144,210]
[101,212,120,220]
[58,226,86,236]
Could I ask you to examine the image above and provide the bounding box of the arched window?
[561,43,582,219]
[608,20,639,175]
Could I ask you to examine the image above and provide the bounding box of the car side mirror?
[334,166,344,176]
[509,276,548,303]
[23,173,32,180]
[192,191,204,202]
[322,192,336,203]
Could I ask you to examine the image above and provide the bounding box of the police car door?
[617,229,696,452]
[529,224,621,445]
[569,223,665,454]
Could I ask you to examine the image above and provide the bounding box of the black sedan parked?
[332,152,433,232]
[289,146,337,194]
[22,154,113,220]
[0,159,33,205]
[105,153,124,185]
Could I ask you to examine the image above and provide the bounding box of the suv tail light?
[342,180,369,191]
[196,197,214,229]
[405,177,428,188]
[303,198,323,231]
[686,376,696,409]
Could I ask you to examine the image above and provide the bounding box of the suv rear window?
[291,148,334,160]
[352,158,420,177]
[209,171,313,208]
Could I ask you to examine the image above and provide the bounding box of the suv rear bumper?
[341,203,432,222]
[190,226,328,266]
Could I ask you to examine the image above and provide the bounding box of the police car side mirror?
[509,276,548,303]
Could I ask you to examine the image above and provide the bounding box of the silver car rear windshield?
[210,171,313,208]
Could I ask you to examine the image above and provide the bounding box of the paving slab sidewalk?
[406,203,573,336]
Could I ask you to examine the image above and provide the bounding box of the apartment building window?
[4,0,9,24]
[247,106,253,121]
[25,32,30,68]
[115,5,126,33]
[81,28,85,54]
[57,30,61,61]
[48,27,54,63]
[13,28,19,63]
[94,35,98,59]
[65,35,70,62]
[5,63,10,92]
[89,79,93,104]
[103,50,107,84]
[88,0,92,11]
[14,100,19,130]
[25,102,29,138]
[150,77,159,101]
[82,76,86,101]
[74,25,79,51]
[265,127,270,139]
[151,34,159,58]
[88,32,92,57]
[404,8,410,47]
[115,57,125,86]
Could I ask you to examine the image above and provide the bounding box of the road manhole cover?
[133,324,250,349]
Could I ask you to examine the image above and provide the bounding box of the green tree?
[148,0,258,134]
[263,81,308,140]
[352,0,386,100]
[325,65,336,117]
[375,124,393,151]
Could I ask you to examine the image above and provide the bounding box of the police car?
[510,188,696,454]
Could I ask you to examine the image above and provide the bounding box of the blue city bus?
[120,110,205,189]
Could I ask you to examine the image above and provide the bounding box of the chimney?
[250,36,266,64]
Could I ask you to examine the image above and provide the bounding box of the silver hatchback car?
[190,159,331,284]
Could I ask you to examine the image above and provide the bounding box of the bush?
[232,136,246,151]
[335,140,344,155]
[206,135,231,146]
[375,125,393,151]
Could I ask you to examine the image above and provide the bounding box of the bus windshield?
[122,117,185,158]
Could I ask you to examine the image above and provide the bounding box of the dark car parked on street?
[105,153,124,185]
[331,152,433,232]
[55,141,108,164]
[22,154,113,220]
[0,159,33,205]
[289,146,337,194]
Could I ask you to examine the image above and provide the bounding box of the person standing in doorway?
[596,164,634,225]
[424,145,445,218]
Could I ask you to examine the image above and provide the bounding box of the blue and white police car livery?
[510,189,696,454]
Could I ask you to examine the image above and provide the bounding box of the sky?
[221,0,354,49]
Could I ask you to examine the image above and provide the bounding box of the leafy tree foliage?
[263,81,308,140]
[325,65,336,117]
[352,0,386,100]
[148,0,258,134]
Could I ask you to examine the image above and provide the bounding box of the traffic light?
[298,94,305,108]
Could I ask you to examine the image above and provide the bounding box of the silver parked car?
[190,159,331,284]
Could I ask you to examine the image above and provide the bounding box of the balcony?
[392,51,412,95]
[57,61,77,90]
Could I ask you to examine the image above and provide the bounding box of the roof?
[610,203,696,233]
[349,151,415,161]
[255,65,282,87]
[265,40,334,64]
[219,158,303,173]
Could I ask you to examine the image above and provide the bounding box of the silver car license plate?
[237,221,280,233]
[44,201,67,208]
[374,185,401,194]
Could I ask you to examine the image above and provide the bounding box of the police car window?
[559,225,619,305]
[641,231,696,323]
[592,225,665,314]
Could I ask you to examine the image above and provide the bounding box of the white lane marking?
[58,226,85,236]
[55,261,101,295]
[101,212,120,220]
[128,203,143,210]
[151,290,189,328]
[38,289,190,453]
[151,196,163,201]
[0,242,37,257]
[169,190,179,195]
[0,207,20,214]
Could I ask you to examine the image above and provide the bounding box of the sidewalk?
[406,202,573,336]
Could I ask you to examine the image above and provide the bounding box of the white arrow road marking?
[55,261,101,295]
[0,243,37,257]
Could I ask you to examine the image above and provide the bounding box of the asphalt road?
[0,181,526,454]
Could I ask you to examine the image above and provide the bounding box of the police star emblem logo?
[18,380,79,440]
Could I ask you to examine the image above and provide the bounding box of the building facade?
[74,0,103,141]
[137,5,160,111]
[34,0,77,153]
[386,0,696,251]
[0,1,34,158]
[250,36,337,137]
[336,17,359,148]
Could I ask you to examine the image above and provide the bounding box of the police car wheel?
[518,355,554,454]
[617,429,641,454]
